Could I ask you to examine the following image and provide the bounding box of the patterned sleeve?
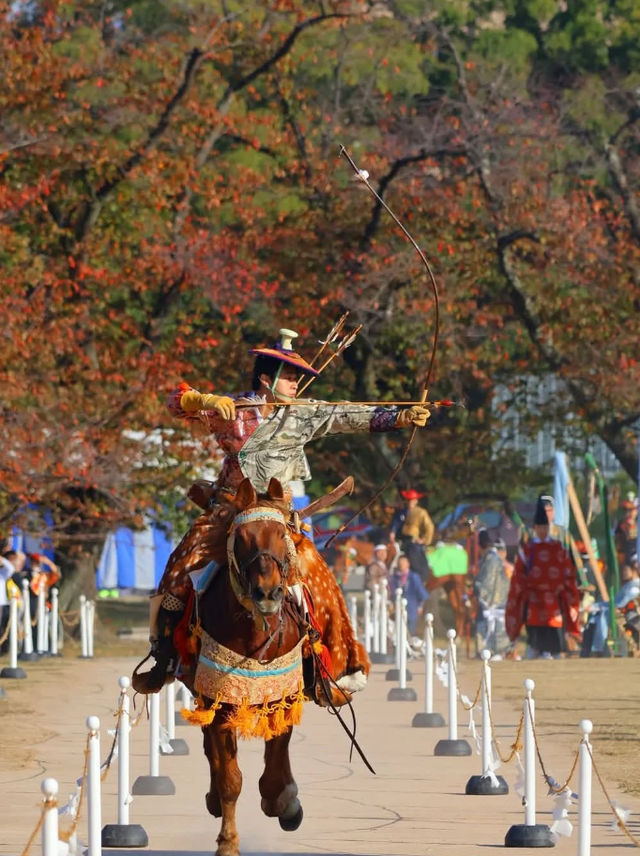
[305,402,400,440]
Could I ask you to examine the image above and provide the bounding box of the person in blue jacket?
[389,553,429,635]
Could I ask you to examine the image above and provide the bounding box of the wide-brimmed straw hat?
[250,328,319,376]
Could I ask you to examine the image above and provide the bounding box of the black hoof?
[279,804,303,831]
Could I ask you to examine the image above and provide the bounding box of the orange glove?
[395,406,431,428]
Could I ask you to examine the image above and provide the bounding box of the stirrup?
[132,650,175,695]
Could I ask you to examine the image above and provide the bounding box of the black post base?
[387,686,417,701]
[102,823,149,847]
[465,773,509,795]
[160,737,189,755]
[412,711,445,727]
[369,652,395,664]
[1,666,27,679]
[434,738,472,756]
[505,823,555,847]
[131,774,175,795]
[18,651,40,661]
[385,667,413,682]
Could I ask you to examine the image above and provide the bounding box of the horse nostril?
[254,585,266,601]
[271,585,284,601]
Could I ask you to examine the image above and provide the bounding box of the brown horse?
[178,477,368,856]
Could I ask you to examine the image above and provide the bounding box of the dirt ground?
[1,598,638,800]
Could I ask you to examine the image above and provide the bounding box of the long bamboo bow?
[325,146,441,547]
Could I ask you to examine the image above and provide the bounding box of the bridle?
[226,506,298,627]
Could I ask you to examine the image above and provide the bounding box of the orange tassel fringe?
[180,685,305,739]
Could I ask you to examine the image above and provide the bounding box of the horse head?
[228,478,296,617]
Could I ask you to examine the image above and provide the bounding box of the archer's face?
[273,364,299,401]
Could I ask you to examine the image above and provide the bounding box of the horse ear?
[235,478,257,509]
[266,478,285,501]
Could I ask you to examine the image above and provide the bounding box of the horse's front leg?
[259,729,303,831]
[203,723,242,856]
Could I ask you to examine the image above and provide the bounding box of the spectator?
[389,554,429,635]
[389,488,434,583]
[505,496,581,659]
[614,554,640,655]
[364,544,389,595]
[615,493,638,573]
[496,537,514,580]
[0,549,16,653]
[474,532,511,658]
[28,553,61,601]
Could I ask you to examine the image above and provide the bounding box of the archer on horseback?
[132,326,431,697]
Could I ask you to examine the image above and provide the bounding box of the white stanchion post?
[86,715,102,856]
[118,680,131,825]
[380,581,389,655]
[132,692,175,795]
[161,682,189,755]
[101,676,149,846]
[447,629,458,739]
[394,586,403,668]
[363,589,372,653]
[465,650,508,793]
[150,692,160,777]
[505,678,553,846]
[37,586,47,653]
[524,678,536,826]
[399,598,408,689]
[87,600,95,657]
[21,579,35,657]
[411,612,445,726]
[387,597,417,701]
[0,596,27,678]
[425,614,435,714]
[49,587,59,656]
[434,629,471,756]
[41,778,59,856]
[371,584,380,654]
[166,683,176,742]
[578,720,593,856]
[79,594,89,657]
[481,651,492,775]
[348,594,358,635]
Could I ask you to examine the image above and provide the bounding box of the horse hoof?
[279,804,303,831]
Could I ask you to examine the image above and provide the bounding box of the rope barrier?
[588,743,640,847]
[18,797,49,856]
[0,611,12,647]
[523,696,581,794]
[57,733,90,843]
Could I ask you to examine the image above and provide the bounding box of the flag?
[553,451,570,530]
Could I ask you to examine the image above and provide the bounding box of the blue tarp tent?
[96,522,175,591]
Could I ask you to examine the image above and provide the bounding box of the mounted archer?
[132,327,431,698]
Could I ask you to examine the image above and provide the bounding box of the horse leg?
[259,729,303,831]
[202,723,242,856]
[202,727,222,818]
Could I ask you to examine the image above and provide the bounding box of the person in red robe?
[505,495,581,659]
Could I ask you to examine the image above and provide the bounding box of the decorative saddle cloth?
[196,628,304,706]
[181,628,305,739]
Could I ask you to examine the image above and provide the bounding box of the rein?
[310,646,376,775]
